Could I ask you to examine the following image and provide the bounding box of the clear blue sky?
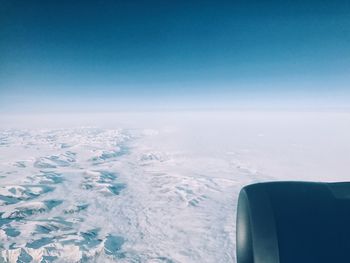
[1,0,349,112]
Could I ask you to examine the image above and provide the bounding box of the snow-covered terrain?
[0,111,349,262]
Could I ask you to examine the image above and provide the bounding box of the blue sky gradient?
[1,0,349,112]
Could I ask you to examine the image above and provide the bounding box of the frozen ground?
[0,111,349,262]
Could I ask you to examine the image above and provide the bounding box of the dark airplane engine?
[236,182,350,263]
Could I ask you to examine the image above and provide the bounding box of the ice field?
[0,111,349,262]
